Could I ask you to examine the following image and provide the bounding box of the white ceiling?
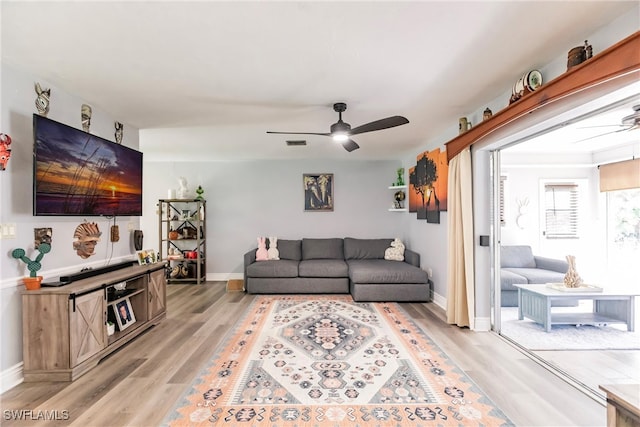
[2,1,638,161]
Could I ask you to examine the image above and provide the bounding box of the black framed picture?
[303,173,333,211]
[113,298,136,331]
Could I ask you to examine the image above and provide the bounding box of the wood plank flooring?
[0,283,611,426]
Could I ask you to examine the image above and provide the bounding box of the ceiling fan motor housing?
[331,121,351,134]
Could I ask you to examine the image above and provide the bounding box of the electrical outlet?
[427,268,433,279]
[127,222,134,231]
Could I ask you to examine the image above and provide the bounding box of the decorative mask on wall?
[34,227,53,249]
[34,83,51,116]
[0,133,12,171]
[114,121,124,144]
[81,104,92,132]
[72,222,102,259]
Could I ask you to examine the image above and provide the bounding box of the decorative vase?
[396,168,405,186]
[195,185,204,200]
[23,276,43,291]
[563,255,583,288]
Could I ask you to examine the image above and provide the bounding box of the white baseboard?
[1,362,23,394]
[474,317,492,332]
[431,291,446,311]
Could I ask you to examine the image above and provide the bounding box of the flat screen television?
[33,114,143,216]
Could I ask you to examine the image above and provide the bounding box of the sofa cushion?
[504,267,565,284]
[302,238,344,260]
[501,245,536,268]
[348,259,428,284]
[246,259,299,278]
[299,259,349,278]
[270,239,302,261]
[500,269,528,291]
[344,237,393,260]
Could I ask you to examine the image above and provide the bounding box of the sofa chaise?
[244,237,431,302]
[500,245,572,307]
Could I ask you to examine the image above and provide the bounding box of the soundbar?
[55,260,137,285]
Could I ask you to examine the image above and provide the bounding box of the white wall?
[0,64,140,392]
[140,159,409,279]
[500,164,604,283]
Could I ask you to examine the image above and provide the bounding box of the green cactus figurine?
[11,243,51,277]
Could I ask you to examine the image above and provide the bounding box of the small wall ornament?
[34,83,51,116]
[0,133,12,170]
[81,104,92,132]
[115,121,124,144]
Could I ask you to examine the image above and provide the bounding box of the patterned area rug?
[163,295,512,426]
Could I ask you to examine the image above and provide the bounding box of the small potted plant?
[11,243,51,290]
[106,321,116,336]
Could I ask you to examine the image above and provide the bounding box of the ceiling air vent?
[286,140,307,146]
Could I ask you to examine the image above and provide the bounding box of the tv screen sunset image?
[33,116,143,216]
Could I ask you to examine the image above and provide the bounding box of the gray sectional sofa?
[500,245,570,306]
[244,237,431,302]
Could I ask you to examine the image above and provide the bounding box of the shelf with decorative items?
[158,199,206,284]
[388,167,408,212]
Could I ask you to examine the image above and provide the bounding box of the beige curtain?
[446,147,475,329]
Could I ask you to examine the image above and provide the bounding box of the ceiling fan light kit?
[267,102,409,152]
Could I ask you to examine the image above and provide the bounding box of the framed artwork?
[136,249,156,265]
[113,298,136,331]
[303,173,334,211]
[413,148,449,223]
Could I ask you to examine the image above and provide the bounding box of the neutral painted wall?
[0,64,140,391]
[139,159,410,279]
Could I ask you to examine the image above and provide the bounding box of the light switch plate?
[0,223,17,239]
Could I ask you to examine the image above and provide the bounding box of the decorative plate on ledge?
[526,70,543,91]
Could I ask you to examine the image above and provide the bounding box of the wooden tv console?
[21,263,167,382]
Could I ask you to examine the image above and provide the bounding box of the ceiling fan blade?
[571,128,629,144]
[342,139,359,152]
[349,116,409,136]
[266,131,330,136]
[577,124,631,129]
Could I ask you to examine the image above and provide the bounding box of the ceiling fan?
[266,102,409,152]
[573,104,640,144]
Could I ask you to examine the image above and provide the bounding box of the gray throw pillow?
[269,239,301,261]
[302,238,344,260]
[344,237,393,259]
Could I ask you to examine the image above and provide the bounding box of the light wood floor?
[1,283,610,426]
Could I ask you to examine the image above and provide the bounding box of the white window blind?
[544,183,579,238]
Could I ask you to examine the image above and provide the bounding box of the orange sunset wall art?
[410,148,448,223]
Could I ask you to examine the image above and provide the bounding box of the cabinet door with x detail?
[69,290,106,367]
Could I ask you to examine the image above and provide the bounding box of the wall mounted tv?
[33,114,143,216]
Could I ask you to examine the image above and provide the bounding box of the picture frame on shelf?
[136,249,156,265]
[113,298,136,331]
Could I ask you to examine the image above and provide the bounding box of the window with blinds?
[544,183,579,238]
